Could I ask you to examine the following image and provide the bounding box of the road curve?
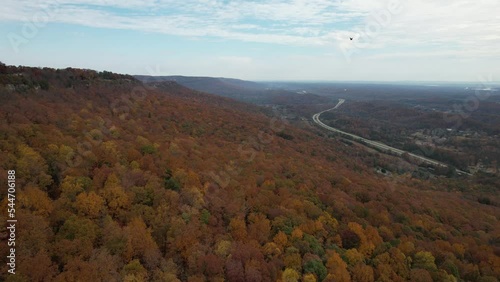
[313,99,472,176]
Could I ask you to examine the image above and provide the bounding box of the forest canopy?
[0,65,498,281]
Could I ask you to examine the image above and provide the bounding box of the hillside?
[135,75,333,105]
[0,65,499,281]
[135,76,266,93]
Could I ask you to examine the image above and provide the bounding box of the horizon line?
[4,62,499,85]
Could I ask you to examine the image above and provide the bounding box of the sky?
[1,0,499,81]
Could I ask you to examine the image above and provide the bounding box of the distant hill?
[135,75,333,105]
[135,75,267,94]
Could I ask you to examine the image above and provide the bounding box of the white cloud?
[1,0,499,65]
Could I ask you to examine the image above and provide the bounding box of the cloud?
[1,0,499,59]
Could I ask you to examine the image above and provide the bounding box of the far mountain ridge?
[135,75,333,105]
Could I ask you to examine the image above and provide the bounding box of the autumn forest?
[0,64,499,282]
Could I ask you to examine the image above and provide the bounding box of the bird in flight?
[350,37,353,40]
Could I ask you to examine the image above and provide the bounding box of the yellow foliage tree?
[215,240,232,257]
[121,259,149,282]
[373,248,410,281]
[303,273,317,282]
[282,268,300,282]
[318,212,339,234]
[413,251,437,272]
[18,185,53,216]
[74,191,105,218]
[346,222,382,257]
[283,248,302,272]
[345,248,365,266]
[104,173,121,189]
[263,242,281,258]
[101,185,130,214]
[16,144,53,188]
[60,176,86,200]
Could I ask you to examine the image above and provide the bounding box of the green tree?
[164,169,181,191]
[304,259,327,281]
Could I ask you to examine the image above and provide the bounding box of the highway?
[313,99,472,176]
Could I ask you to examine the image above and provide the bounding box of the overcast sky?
[1,0,499,81]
